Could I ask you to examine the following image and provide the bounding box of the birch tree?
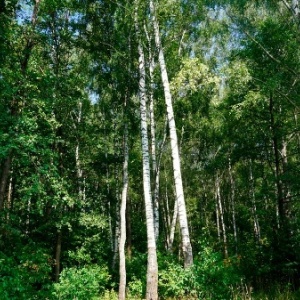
[118,121,129,300]
[135,2,158,298]
[149,0,193,268]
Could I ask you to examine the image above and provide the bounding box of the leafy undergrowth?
[1,244,299,300]
[99,287,300,300]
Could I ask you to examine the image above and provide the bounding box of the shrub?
[53,265,110,300]
[158,245,241,299]
[0,245,52,300]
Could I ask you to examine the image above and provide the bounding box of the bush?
[192,246,241,299]
[158,245,241,299]
[0,245,52,300]
[53,265,110,300]
[159,262,197,298]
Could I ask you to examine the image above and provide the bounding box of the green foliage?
[0,243,52,300]
[158,245,241,299]
[65,212,110,268]
[159,262,195,298]
[126,252,147,297]
[127,277,144,299]
[1,0,300,299]
[100,289,118,300]
[53,265,110,300]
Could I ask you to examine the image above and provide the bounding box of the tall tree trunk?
[119,123,129,300]
[216,200,221,243]
[0,154,12,209]
[149,0,193,268]
[149,45,160,242]
[112,167,120,270]
[75,100,85,204]
[145,23,160,241]
[54,230,62,282]
[126,194,132,260]
[168,195,178,252]
[281,139,291,208]
[228,158,237,254]
[6,170,13,220]
[162,165,171,249]
[249,161,261,243]
[216,174,228,259]
[135,4,158,299]
[126,194,132,261]
[269,93,285,228]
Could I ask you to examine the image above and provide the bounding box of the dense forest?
[1,0,300,299]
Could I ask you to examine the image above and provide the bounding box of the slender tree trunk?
[168,196,178,252]
[269,93,285,228]
[162,165,171,249]
[149,50,160,242]
[112,172,120,270]
[6,170,13,220]
[216,200,221,243]
[135,4,158,299]
[145,24,160,241]
[228,158,237,254]
[0,154,12,209]
[149,0,193,268]
[216,174,228,259]
[119,123,129,300]
[281,139,291,209]
[25,198,32,235]
[126,194,132,260]
[75,100,85,204]
[249,161,261,243]
[54,230,62,282]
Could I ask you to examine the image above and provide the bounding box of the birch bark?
[118,122,129,300]
[75,100,85,204]
[145,25,160,241]
[149,45,160,242]
[249,161,261,243]
[149,0,193,268]
[216,174,228,259]
[228,158,237,254]
[135,3,158,299]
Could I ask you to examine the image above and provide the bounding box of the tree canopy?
[1,0,300,299]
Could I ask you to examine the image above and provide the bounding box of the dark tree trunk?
[0,154,12,209]
[54,230,62,282]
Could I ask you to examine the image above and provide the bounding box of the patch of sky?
[88,90,99,104]
[16,0,32,25]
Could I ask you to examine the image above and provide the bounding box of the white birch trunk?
[6,168,13,217]
[149,0,193,268]
[112,166,120,270]
[228,158,237,254]
[249,161,261,243]
[75,101,85,204]
[119,123,129,300]
[145,26,160,241]
[216,200,221,243]
[216,174,228,259]
[135,4,158,299]
[168,196,178,252]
